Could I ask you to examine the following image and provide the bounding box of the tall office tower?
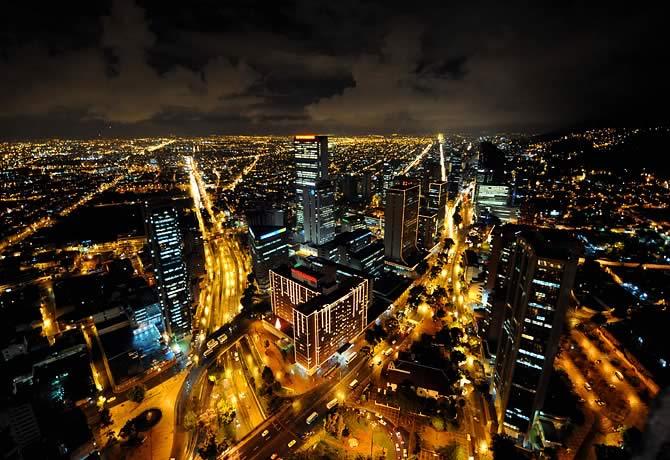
[417,212,439,251]
[477,141,507,184]
[381,159,402,204]
[491,230,578,442]
[447,148,463,200]
[426,181,448,229]
[303,179,336,246]
[384,179,420,264]
[269,260,370,374]
[146,205,192,337]
[247,208,285,227]
[249,225,289,291]
[485,224,530,355]
[294,135,329,233]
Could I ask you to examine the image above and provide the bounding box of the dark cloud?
[0,0,667,138]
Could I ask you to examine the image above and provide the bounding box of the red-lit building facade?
[269,261,369,374]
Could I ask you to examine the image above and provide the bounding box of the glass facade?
[147,205,191,337]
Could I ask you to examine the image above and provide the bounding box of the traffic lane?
[247,360,370,459]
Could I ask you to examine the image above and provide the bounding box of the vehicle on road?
[596,399,606,406]
[584,382,592,391]
[218,334,228,344]
[207,339,218,349]
[270,454,278,459]
[306,412,318,425]
[383,347,393,357]
[234,351,240,362]
[203,347,215,358]
[326,398,339,410]
[614,371,624,381]
[349,379,359,389]
[262,429,269,437]
[288,439,297,448]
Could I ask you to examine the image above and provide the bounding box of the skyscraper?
[249,225,289,291]
[146,205,192,337]
[384,179,420,264]
[303,179,336,246]
[447,148,462,200]
[294,135,329,233]
[269,259,370,374]
[491,230,578,442]
[426,181,448,229]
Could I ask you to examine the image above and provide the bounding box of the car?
[379,419,387,426]
[288,439,297,448]
[584,382,592,391]
[395,443,400,451]
[595,359,602,365]
[596,399,606,407]
[614,371,624,381]
[270,454,279,459]
[234,351,240,362]
[473,415,480,422]
[262,429,270,437]
[608,383,616,390]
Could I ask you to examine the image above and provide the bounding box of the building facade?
[249,225,289,291]
[384,180,420,264]
[303,179,336,246]
[269,261,370,374]
[146,205,192,337]
[491,230,577,442]
[294,135,329,233]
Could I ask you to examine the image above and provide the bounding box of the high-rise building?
[491,230,578,442]
[426,181,448,229]
[249,225,289,291]
[269,260,370,374]
[417,212,439,251]
[447,148,462,200]
[476,184,517,223]
[384,179,420,264]
[303,179,336,246]
[146,205,192,337]
[294,135,329,232]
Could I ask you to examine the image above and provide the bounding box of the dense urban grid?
[1,127,668,460]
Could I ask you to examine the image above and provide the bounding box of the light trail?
[438,133,447,181]
[401,141,434,175]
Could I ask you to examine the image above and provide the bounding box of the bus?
[306,412,319,425]
[345,353,357,366]
[349,379,359,389]
[203,347,216,358]
[326,398,339,410]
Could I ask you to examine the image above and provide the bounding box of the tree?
[262,366,275,385]
[437,442,467,460]
[216,399,236,425]
[99,407,112,427]
[492,434,524,460]
[126,384,146,403]
[183,410,197,431]
[430,416,445,431]
[436,308,446,319]
[451,350,466,364]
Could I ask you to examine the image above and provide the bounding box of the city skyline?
[1,2,669,460]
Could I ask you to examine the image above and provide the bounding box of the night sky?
[0,1,667,139]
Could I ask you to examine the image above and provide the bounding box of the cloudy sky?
[0,1,666,138]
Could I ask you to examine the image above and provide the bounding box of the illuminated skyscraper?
[491,230,577,442]
[384,179,420,264]
[269,260,370,374]
[447,148,462,200]
[294,135,329,234]
[249,225,289,291]
[146,205,191,337]
[303,179,336,246]
[426,181,448,229]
